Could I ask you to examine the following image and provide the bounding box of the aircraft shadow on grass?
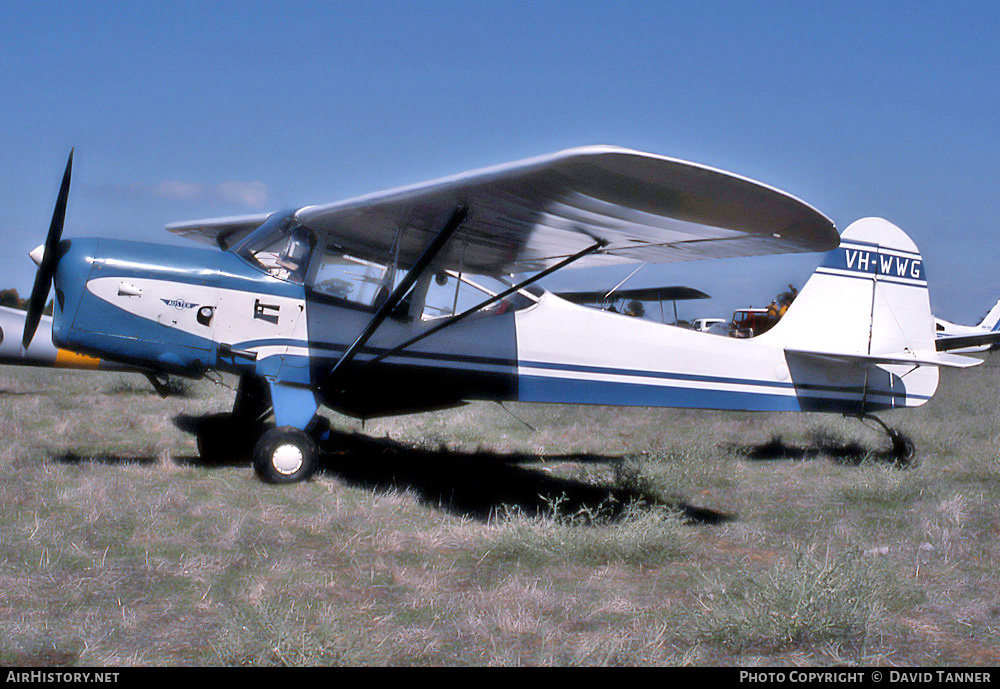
[171,413,732,525]
[55,452,159,466]
[728,434,915,467]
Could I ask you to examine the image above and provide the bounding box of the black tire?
[889,430,917,468]
[253,426,319,483]
[197,413,261,464]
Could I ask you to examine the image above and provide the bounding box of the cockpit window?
[235,215,316,284]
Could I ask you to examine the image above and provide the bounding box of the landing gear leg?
[232,372,272,423]
[854,413,916,465]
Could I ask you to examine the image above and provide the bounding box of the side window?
[419,272,540,320]
[310,244,389,308]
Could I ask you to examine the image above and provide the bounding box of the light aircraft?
[19,146,982,482]
[1,305,107,370]
[0,305,194,397]
[934,298,1000,354]
[1,305,133,370]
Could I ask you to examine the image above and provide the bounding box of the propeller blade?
[23,149,73,349]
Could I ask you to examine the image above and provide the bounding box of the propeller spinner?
[22,149,73,349]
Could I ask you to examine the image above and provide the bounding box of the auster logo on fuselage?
[833,248,924,281]
[161,298,199,310]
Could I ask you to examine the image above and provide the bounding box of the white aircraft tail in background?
[978,299,1000,331]
[934,297,1000,353]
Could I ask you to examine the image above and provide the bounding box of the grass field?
[1,358,998,666]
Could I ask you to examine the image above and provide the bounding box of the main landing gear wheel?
[253,426,319,483]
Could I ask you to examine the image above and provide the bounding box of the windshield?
[234,214,316,284]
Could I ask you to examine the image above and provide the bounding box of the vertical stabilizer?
[979,298,1000,331]
[761,217,934,355]
[758,218,940,408]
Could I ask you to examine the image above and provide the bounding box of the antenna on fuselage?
[602,263,645,307]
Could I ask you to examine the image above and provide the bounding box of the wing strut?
[329,205,468,378]
[366,240,606,368]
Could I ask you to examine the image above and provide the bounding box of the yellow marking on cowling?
[54,349,101,369]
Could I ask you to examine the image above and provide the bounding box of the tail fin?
[763,217,935,356]
[759,218,977,409]
[978,298,1000,331]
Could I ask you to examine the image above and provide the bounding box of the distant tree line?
[0,288,53,315]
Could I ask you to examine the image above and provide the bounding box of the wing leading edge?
[169,146,839,275]
[166,213,272,250]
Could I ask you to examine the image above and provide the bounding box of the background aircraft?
[934,298,1000,353]
[0,306,108,370]
[0,305,182,395]
[554,285,710,324]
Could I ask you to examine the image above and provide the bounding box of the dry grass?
[0,357,999,666]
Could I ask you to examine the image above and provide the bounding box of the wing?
[166,213,272,250]
[295,146,837,274]
[169,146,838,274]
[556,285,711,303]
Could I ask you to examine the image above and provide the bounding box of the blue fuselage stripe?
[517,376,899,412]
[249,336,929,402]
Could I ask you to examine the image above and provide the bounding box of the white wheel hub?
[272,443,304,475]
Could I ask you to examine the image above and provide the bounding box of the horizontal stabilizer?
[936,331,1000,352]
[786,347,982,369]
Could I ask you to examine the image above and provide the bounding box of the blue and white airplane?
[20,147,981,482]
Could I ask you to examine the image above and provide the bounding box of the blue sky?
[1,0,997,322]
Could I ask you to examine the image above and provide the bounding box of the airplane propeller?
[22,149,73,349]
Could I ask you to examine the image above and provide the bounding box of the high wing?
[166,213,272,250]
[169,146,839,274]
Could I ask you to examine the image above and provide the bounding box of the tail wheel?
[253,426,319,483]
[889,429,917,467]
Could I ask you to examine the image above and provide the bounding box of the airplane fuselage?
[50,234,938,421]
